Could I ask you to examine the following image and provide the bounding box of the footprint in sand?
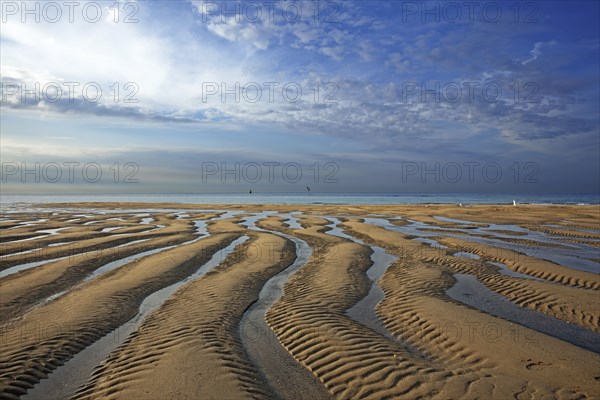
[524,359,552,370]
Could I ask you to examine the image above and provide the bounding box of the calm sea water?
[1,193,598,206]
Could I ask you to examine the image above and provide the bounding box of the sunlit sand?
[1,203,599,399]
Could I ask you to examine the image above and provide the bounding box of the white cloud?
[357,40,375,62]
[1,1,596,154]
[206,19,271,50]
[192,0,360,61]
[521,41,557,65]
[318,46,344,61]
[0,2,263,118]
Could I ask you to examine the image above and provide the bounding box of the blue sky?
[1,0,598,193]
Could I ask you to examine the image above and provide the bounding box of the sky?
[1,0,599,194]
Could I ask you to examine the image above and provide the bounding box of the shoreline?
[3,201,599,205]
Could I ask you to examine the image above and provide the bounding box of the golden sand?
[0,204,598,399]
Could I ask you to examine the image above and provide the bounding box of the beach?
[1,203,599,399]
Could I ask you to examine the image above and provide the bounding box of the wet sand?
[0,203,599,399]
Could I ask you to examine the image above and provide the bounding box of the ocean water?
[1,193,598,206]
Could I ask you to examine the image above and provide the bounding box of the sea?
[0,193,598,207]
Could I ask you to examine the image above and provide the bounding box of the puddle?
[487,261,545,281]
[364,218,600,275]
[100,227,123,233]
[20,218,49,225]
[446,273,599,353]
[433,216,489,227]
[2,227,69,244]
[22,236,249,400]
[238,212,331,399]
[0,256,70,278]
[83,245,183,283]
[1,239,151,278]
[1,247,39,257]
[280,213,303,229]
[37,227,69,235]
[544,224,600,235]
[239,211,276,230]
[39,290,68,306]
[453,252,481,260]
[413,237,447,249]
[36,216,226,306]
[193,220,208,236]
[324,218,399,342]
[142,224,166,233]
[117,239,152,248]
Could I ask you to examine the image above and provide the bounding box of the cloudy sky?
[1,0,598,194]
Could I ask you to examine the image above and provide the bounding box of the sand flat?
[75,231,295,400]
[0,204,598,399]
